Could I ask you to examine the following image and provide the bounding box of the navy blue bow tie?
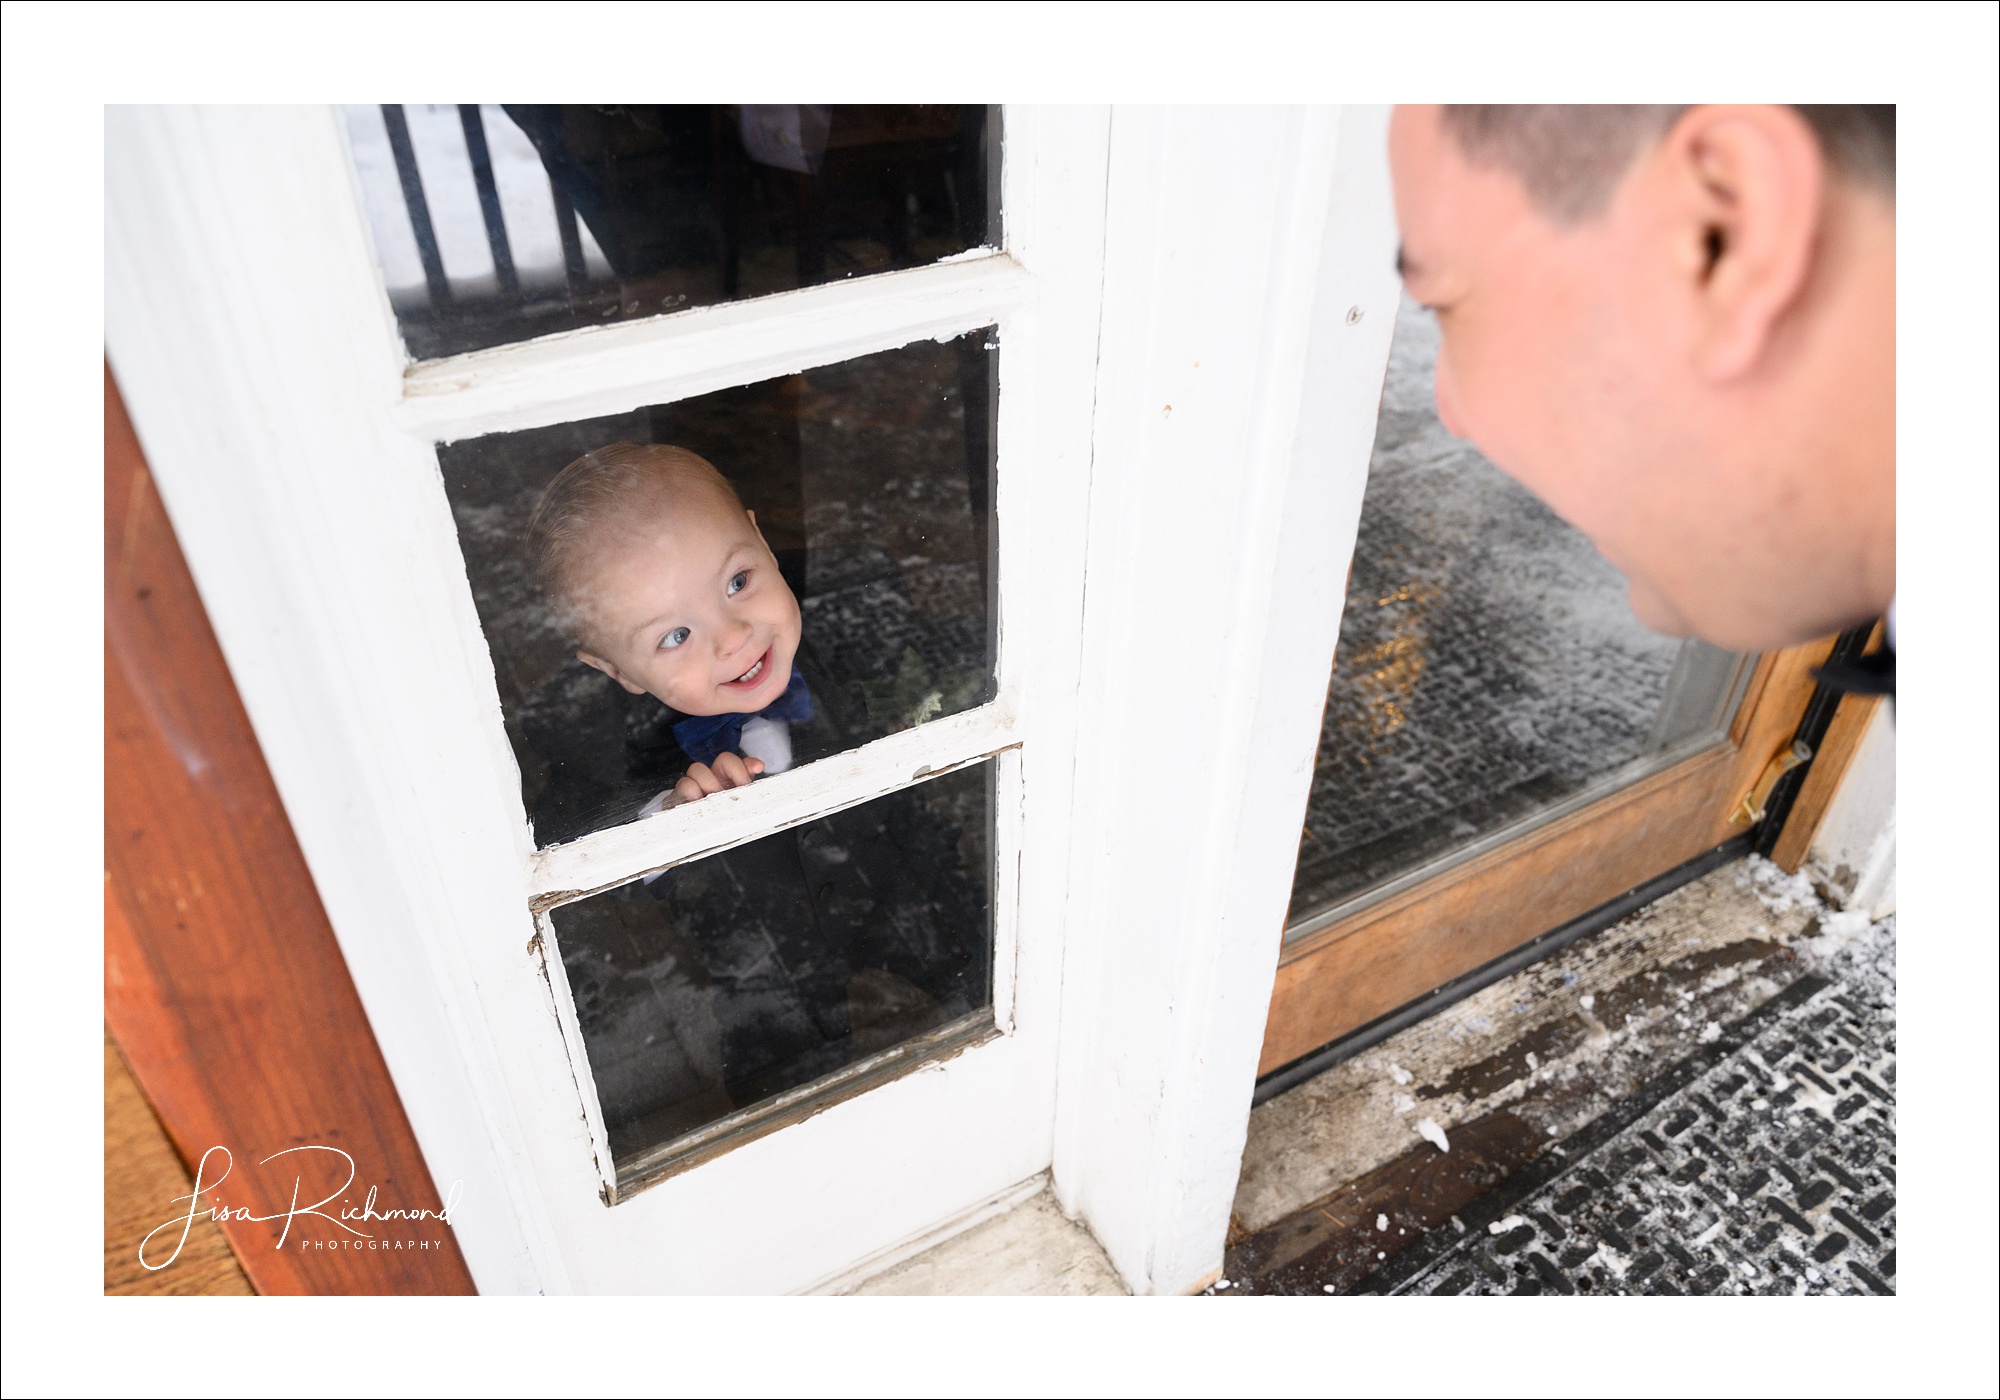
[672,666,815,767]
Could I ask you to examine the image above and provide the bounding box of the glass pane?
[551,761,993,1165]
[439,330,998,848]
[342,104,1000,360]
[1287,296,1749,927]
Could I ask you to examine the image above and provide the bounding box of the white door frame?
[105,103,1395,1294]
[1053,105,1399,1294]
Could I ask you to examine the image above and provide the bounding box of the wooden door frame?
[105,366,475,1294]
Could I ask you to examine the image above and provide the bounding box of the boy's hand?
[673,752,765,804]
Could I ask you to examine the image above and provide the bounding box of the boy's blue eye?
[660,627,690,650]
[727,570,749,596]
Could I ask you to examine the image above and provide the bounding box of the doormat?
[1364,915,1896,1296]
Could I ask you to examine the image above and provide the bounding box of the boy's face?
[571,487,802,718]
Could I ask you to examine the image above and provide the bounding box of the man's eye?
[660,627,691,650]
[727,570,749,596]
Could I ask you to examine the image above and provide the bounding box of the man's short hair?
[1440,105,1895,222]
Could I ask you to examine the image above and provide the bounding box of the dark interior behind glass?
[1287,296,1747,926]
[353,104,1000,360]
[439,330,998,847]
[554,761,993,1163]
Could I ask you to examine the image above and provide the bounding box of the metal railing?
[379,103,585,307]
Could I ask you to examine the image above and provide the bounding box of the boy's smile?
[721,646,776,694]
[571,486,802,718]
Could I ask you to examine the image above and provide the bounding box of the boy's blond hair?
[526,441,744,644]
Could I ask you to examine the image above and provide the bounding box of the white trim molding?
[1051,105,1399,1295]
[396,252,1032,442]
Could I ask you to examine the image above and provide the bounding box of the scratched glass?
[1285,296,1750,927]
[342,104,1000,360]
[438,329,998,848]
[549,761,993,1168]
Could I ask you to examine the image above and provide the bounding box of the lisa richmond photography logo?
[139,1145,462,1272]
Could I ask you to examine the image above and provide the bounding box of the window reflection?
[1287,296,1747,924]
[439,330,997,847]
[343,104,1000,360]
[551,762,993,1165]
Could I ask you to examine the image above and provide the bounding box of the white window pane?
[438,329,999,849]
[551,758,995,1186]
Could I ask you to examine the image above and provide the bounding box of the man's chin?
[1626,578,1815,653]
[1626,579,1696,640]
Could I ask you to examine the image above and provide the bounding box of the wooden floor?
[104,1030,254,1296]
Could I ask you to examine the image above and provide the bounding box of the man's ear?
[1661,105,1824,381]
[577,649,648,695]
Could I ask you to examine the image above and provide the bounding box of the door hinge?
[1730,739,1813,826]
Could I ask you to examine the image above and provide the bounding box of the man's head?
[528,442,802,717]
[1388,104,1895,650]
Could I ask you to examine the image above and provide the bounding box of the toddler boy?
[528,442,811,809]
[529,442,985,1120]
